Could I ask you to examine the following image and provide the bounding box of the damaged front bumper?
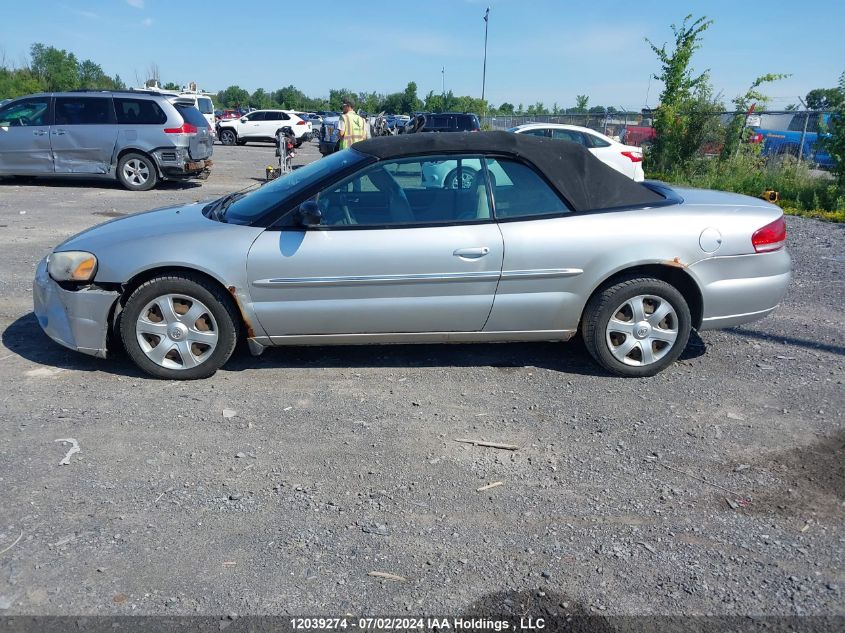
[32,257,120,358]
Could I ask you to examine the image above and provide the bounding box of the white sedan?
[509,123,644,181]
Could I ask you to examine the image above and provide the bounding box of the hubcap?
[135,294,219,370]
[123,158,149,185]
[605,294,678,366]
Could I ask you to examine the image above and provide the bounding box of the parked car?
[388,114,410,131]
[0,90,213,191]
[217,109,311,146]
[318,114,341,156]
[620,123,657,147]
[750,112,834,168]
[508,123,645,181]
[404,112,481,134]
[34,131,790,380]
[173,91,216,139]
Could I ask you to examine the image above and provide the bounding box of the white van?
[178,92,216,139]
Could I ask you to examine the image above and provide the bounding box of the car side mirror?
[297,200,322,226]
[240,117,247,123]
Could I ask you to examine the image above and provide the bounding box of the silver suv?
[0,90,213,191]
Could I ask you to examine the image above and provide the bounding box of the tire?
[581,277,691,377]
[120,273,240,380]
[219,128,237,145]
[117,152,158,191]
[444,167,478,190]
[236,139,248,146]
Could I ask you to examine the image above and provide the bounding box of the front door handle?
[453,247,490,259]
[52,129,67,136]
[33,130,48,136]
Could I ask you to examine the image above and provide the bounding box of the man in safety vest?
[337,98,369,149]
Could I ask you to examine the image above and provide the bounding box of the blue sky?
[1,0,843,110]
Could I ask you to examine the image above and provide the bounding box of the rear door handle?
[33,130,48,136]
[453,247,490,259]
[52,129,67,136]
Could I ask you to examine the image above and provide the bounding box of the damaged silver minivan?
[0,90,213,191]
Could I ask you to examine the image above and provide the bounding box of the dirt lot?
[0,141,843,622]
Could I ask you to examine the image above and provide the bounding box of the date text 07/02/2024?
[290,617,547,630]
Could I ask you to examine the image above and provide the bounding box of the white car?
[217,109,311,147]
[177,93,216,138]
[509,123,644,181]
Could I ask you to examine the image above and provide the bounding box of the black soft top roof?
[352,131,664,212]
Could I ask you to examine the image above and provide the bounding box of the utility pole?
[442,66,445,98]
[797,96,809,164]
[481,8,489,105]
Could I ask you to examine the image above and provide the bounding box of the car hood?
[57,203,223,252]
[55,202,265,285]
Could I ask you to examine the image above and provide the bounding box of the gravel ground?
[0,141,842,620]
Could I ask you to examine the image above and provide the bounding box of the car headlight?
[47,251,98,282]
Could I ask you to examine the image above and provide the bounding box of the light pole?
[442,66,445,98]
[481,8,489,106]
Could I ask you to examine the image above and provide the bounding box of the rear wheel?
[117,152,157,191]
[581,277,691,377]
[120,274,240,380]
[444,167,479,190]
[219,129,237,145]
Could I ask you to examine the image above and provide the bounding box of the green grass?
[650,152,845,223]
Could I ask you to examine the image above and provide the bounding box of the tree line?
[0,44,125,97]
[214,83,623,116]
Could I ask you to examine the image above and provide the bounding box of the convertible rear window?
[222,150,370,225]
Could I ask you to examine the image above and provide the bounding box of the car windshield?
[220,150,370,225]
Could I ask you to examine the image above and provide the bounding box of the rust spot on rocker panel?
[227,286,255,338]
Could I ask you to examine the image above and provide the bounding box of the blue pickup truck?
[751,112,834,168]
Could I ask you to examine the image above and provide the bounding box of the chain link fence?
[480,110,835,166]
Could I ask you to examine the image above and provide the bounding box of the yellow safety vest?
[339,111,367,149]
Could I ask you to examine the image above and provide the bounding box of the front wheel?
[219,129,237,145]
[120,274,240,379]
[581,277,691,377]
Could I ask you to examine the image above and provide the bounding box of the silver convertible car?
[34,132,791,379]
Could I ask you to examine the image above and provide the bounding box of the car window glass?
[196,98,214,114]
[224,149,369,225]
[175,105,209,128]
[305,155,491,227]
[485,158,570,220]
[247,112,266,121]
[551,129,587,145]
[455,115,479,131]
[522,128,549,137]
[114,98,167,125]
[585,133,611,148]
[0,98,51,127]
[54,97,112,125]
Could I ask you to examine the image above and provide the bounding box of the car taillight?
[748,133,764,143]
[621,151,643,162]
[164,123,198,134]
[752,216,786,253]
[296,120,307,125]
